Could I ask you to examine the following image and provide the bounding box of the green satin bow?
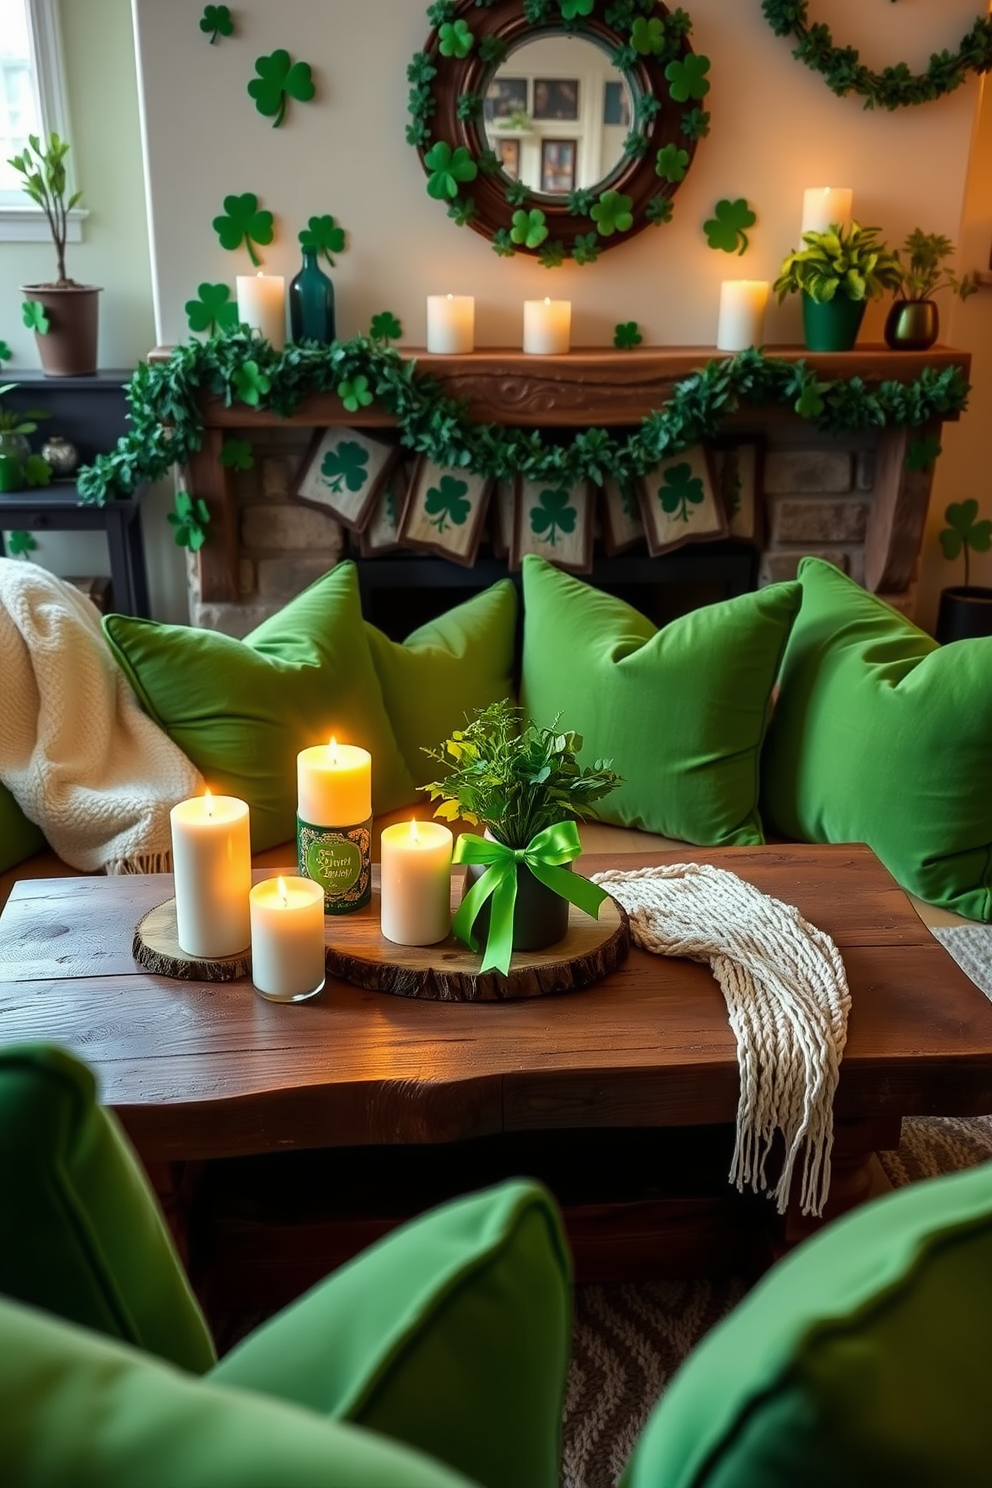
[451,821,608,976]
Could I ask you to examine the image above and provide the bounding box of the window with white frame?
[0,0,80,238]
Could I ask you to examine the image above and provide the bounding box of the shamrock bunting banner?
[292,427,402,532]
[512,477,594,574]
[399,457,493,566]
[638,445,727,557]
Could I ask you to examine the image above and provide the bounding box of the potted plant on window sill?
[773,221,903,352]
[884,229,976,351]
[935,498,992,644]
[421,700,622,975]
[8,132,101,377]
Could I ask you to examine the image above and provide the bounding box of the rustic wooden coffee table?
[3,844,992,1292]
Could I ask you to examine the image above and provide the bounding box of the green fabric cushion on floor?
[103,562,414,852]
[213,1180,571,1488]
[520,556,801,844]
[365,581,518,787]
[622,1161,992,1488]
[0,1044,215,1374]
[760,557,992,919]
[0,779,45,872]
[0,1296,477,1488]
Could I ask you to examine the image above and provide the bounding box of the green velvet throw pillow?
[0,1296,476,1488]
[0,780,45,873]
[520,556,801,844]
[365,581,518,787]
[103,563,414,852]
[213,1180,571,1488]
[761,557,992,918]
[622,1161,992,1488]
[0,1044,215,1374]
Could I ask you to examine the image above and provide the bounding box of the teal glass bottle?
[289,249,336,343]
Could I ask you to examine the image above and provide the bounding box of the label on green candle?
[297,816,371,914]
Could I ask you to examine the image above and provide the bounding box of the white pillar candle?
[426,294,475,353]
[380,819,454,947]
[169,792,251,958]
[800,187,853,238]
[297,739,372,826]
[249,875,326,1002]
[523,297,571,355]
[716,280,769,352]
[236,271,286,350]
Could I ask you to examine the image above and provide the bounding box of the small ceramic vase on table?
[289,249,336,344]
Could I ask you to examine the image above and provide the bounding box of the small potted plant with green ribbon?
[422,701,622,976]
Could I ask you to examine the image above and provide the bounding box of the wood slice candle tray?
[325,887,630,1002]
[133,898,251,983]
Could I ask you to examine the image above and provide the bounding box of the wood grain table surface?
[2,844,991,1166]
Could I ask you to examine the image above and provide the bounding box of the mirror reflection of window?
[483,34,637,198]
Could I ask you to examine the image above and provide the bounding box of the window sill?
[0,205,87,243]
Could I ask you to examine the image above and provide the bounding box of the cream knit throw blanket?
[592,863,851,1217]
[0,560,203,873]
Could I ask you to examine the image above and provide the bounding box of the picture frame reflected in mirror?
[533,77,580,120]
[541,139,576,195]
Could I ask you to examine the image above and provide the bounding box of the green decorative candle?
[296,741,372,913]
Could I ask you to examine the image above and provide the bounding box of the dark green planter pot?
[801,293,866,352]
[884,299,939,351]
[463,858,571,954]
[935,586,992,644]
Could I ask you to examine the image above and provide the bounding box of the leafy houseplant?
[773,222,903,352]
[8,132,101,376]
[935,499,992,644]
[0,383,50,492]
[885,230,977,351]
[421,701,622,972]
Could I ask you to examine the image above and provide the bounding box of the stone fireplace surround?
[163,345,971,637]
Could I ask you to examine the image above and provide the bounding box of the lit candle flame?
[328,736,338,765]
[544,296,551,306]
[447,293,453,302]
[204,788,213,818]
[410,818,420,844]
[277,874,288,906]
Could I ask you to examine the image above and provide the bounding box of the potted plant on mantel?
[421,700,622,974]
[773,221,903,352]
[885,229,976,351]
[8,132,101,377]
[936,499,992,644]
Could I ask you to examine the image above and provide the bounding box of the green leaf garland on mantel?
[74,336,971,528]
[212,192,274,267]
[761,0,992,110]
[247,50,316,127]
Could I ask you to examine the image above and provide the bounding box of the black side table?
[0,369,151,617]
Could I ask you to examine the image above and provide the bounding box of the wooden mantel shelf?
[155,343,971,604]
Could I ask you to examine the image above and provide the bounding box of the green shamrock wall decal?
[560,0,594,18]
[219,438,254,471]
[0,340,12,363]
[200,5,233,42]
[426,474,471,532]
[424,141,479,199]
[232,360,272,406]
[905,434,942,473]
[248,50,315,128]
[337,376,374,413]
[591,191,634,237]
[665,53,711,101]
[530,487,577,545]
[438,19,473,57]
[21,301,49,335]
[940,498,992,586]
[655,143,689,183]
[320,440,369,494]
[630,16,664,55]
[213,193,274,267]
[24,454,52,487]
[8,530,38,557]
[168,490,211,551]
[185,282,240,336]
[299,214,346,266]
[511,208,549,248]
[614,321,642,350]
[658,462,705,522]
[704,198,757,255]
[369,311,402,346]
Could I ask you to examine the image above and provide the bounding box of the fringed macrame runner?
[592,863,851,1216]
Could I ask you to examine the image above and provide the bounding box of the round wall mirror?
[407,0,709,266]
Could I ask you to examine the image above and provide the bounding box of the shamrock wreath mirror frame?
[407,0,711,267]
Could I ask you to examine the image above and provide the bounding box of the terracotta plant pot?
[935,586,992,644]
[22,284,102,377]
[801,292,867,353]
[884,299,939,352]
[463,857,571,954]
